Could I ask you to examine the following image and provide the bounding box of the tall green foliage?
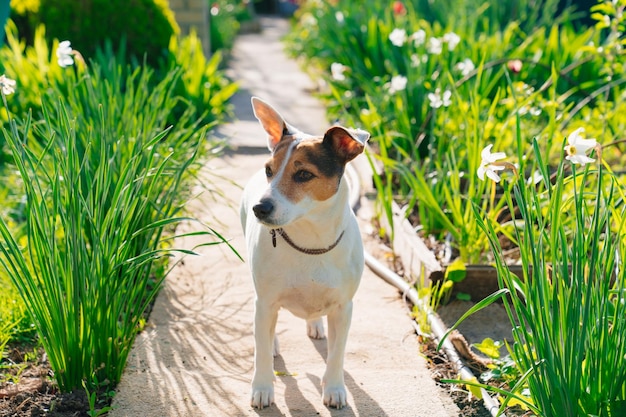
[468,137,626,416]
[0,59,233,392]
[286,0,622,262]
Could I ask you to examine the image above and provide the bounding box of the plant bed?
[377,199,516,408]
[0,347,93,417]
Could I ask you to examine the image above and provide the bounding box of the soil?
[0,348,103,417]
[418,337,492,417]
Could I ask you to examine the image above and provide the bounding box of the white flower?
[410,54,428,67]
[331,62,348,81]
[335,11,344,23]
[455,58,475,76]
[388,75,408,94]
[57,40,74,67]
[410,29,426,46]
[301,13,317,28]
[0,75,16,95]
[477,144,507,182]
[389,28,407,47]
[527,170,543,185]
[427,88,452,109]
[443,32,461,50]
[564,127,597,166]
[426,37,442,54]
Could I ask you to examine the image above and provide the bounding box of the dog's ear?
[323,126,370,163]
[251,97,294,151]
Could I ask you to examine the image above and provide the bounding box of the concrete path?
[110,16,460,417]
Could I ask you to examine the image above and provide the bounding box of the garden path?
[109,16,460,417]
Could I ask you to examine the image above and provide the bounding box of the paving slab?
[109,16,460,417]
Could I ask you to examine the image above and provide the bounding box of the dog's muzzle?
[253,198,274,221]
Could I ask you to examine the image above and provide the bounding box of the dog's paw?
[322,384,347,409]
[307,318,326,339]
[251,384,275,409]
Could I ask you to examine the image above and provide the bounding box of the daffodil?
[477,144,507,182]
[426,37,442,54]
[455,58,475,77]
[564,127,597,166]
[410,54,428,68]
[389,28,407,47]
[409,29,426,47]
[443,32,461,50]
[427,88,451,109]
[387,75,407,94]
[0,75,16,95]
[331,62,348,81]
[57,40,75,67]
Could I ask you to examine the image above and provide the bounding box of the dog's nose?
[253,199,274,220]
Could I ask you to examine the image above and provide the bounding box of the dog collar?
[270,228,345,255]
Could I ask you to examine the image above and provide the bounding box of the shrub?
[0,19,237,160]
[162,30,239,126]
[10,0,179,65]
[209,0,242,52]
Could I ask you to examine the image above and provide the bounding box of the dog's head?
[250,97,369,227]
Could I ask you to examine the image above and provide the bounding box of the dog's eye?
[265,166,273,178]
[294,170,315,183]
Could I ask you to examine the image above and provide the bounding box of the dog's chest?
[278,281,346,319]
[254,253,361,319]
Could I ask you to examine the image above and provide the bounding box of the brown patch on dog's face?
[264,136,345,203]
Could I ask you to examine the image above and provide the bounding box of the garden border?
[351,155,502,417]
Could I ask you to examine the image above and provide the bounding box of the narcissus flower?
[0,75,16,95]
[455,58,475,76]
[331,62,348,81]
[57,40,75,67]
[427,88,451,108]
[410,29,426,46]
[388,75,408,94]
[426,37,442,54]
[477,144,507,182]
[389,28,407,47]
[443,32,461,50]
[564,127,597,166]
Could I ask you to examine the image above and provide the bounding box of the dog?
[240,97,369,409]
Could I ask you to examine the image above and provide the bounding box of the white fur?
[240,98,367,410]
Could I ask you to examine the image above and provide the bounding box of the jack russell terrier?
[240,97,369,409]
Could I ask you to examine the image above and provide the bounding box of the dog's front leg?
[322,301,353,409]
[251,300,278,409]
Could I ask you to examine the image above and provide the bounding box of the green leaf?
[473,338,502,359]
[456,292,471,301]
[465,377,483,400]
[444,258,467,283]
